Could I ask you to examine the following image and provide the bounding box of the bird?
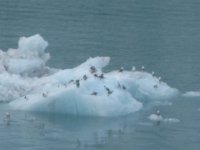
[99,73,104,79]
[158,76,162,81]
[5,112,10,119]
[156,110,161,116]
[91,91,98,96]
[90,66,97,74]
[119,67,124,72]
[104,86,113,96]
[107,90,113,96]
[132,66,136,71]
[68,80,74,84]
[42,92,48,97]
[141,66,145,71]
[83,75,87,80]
[122,85,126,90]
[94,74,98,77]
[24,96,28,100]
[76,80,80,88]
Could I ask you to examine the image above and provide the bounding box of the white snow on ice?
[0,34,179,116]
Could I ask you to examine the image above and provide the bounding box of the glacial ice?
[182,91,200,97]
[0,34,179,116]
[148,113,180,123]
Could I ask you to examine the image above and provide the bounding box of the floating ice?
[163,118,180,123]
[182,91,200,97]
[148,114,180,123]
[154,101,172,106]
[0,34,50,76]
[0,34,179,116]
[148,114,163,122]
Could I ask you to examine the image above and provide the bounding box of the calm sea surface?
[0,0,200,150]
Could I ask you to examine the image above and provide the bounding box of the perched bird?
[104,86,113,96]
[107,90,113,96]
[119,67,124,72]
[122,85,126,90]
[91,91,98,96]
[83,75,87,80]
[99,73,104,79]
[148,110,163,125]
[132,66,136,71]
[5,112,10,119]
[141,66,145,71]
[94,74,98,77]
[42,92,48,97]
[24,96,28,100]
[90,66,97,74]
[68,80,74,84]
[76,80,80,88]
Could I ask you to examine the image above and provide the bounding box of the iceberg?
[0,34,179,116]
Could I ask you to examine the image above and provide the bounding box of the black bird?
[107,90,113,96]
[24,96,28,100]
[68,80,74,84]
[104,86,113,96]
[122,85,126,90]
[83,75,87,80]
[119,67,124,72]
[90,66,97,74]
[42,92,48,97]
[76,80,80,88]
[91,91,98,96]
[99,73,104,79]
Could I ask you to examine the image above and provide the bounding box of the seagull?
[94,74,98,77]
[141,66,145,71]
[122,85,126,90]
[24,96,28,100]
[68,80,74,84]
[99,73,104,79]
[5,112,10,119]
[119,67,124,72]
[132,66,136,71]
[104,86,113,96]
[83,75,87,80]
[42,92,48,97]
[91,91,98,96]
[76,80,80,88]
[90,66,97,74]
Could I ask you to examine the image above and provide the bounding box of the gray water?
[0,0,200,149]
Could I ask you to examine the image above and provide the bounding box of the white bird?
[158,76,162,81]
[5,112,10,119]
[141,66,145,70]
[132,66,136,71]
